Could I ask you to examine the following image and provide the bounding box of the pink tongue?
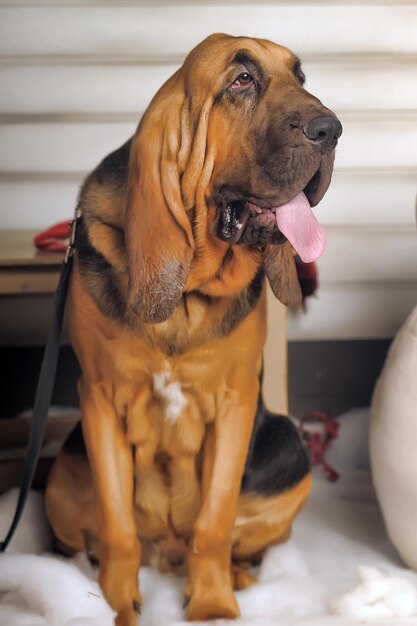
[275,192,326,263]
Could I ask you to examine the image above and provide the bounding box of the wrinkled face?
[125,35,343,322]
[185,35,342,260]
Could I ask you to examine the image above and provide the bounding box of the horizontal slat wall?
[288,285,417,340]
[2,60,417,115]
[314,170,417,226]
[0,2,416,340]
[319,228,417,283]
[1,6,416,57]
[0,179,80,229]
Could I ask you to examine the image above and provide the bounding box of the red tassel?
[299,411,340,482]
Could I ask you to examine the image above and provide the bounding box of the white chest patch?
[153,371,187,424]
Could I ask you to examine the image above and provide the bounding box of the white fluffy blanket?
[1,409,417,626]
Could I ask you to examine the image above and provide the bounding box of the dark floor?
[0,340,391,420]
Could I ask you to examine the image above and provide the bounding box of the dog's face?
[126,34,342,323]
[182,34,342,254]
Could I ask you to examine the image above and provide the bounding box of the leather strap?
[0,210,79,551]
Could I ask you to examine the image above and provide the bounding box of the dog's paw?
[115,598,141,626]
[187,586,240,621]
[231,564,257,591]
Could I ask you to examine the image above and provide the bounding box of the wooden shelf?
[0,230,63,268]
[0,230,63,295]
[0,230,66,344]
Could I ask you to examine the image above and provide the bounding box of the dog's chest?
[118,355,219,457]
[152,369,188,425]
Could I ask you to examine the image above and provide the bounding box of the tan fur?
[46,449,311,581]
[45,33,339,625]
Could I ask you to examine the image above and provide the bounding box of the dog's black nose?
[303,116,342,153]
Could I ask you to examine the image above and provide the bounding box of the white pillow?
[370,305,417,570]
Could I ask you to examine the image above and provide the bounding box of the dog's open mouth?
[216,168,327,263]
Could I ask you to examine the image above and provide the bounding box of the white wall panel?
[287,285,417,340]
[1,60,416,116]
[316,170,417,227]
[0,123,136,172]
[0,179,81,229]
[0,65,178,116]
[0,6,416,58]
[318,228,417,283]
[305,60,417,113]
[335,117,417,170]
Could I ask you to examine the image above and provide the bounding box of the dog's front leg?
[79,379,141,626]
[186,382,258,621]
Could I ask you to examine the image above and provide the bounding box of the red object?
[33,221,71,252]
[299,411,340,482]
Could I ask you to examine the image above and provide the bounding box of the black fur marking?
[62,421,86,456]
[76,220,126,325]
[87,552,100,567]
[90,215,124,235]
[215,267,265,337]
[293,57,306,86]
[91,139,131,188]
[241,395,310,496]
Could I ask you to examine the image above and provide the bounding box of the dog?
[45,33,341,625]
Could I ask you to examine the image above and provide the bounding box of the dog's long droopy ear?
[264,242,302,307]
[125,73,195,323]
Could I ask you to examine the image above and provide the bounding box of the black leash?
[0,207,80,552]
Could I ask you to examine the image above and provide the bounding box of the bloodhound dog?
[45,33,341,625]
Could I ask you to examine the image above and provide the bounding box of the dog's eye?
[293,59,306,85]
[230,72,254,92]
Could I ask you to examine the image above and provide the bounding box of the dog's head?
[125,33,342,323]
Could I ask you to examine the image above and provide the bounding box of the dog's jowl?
[46,33,341,626]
